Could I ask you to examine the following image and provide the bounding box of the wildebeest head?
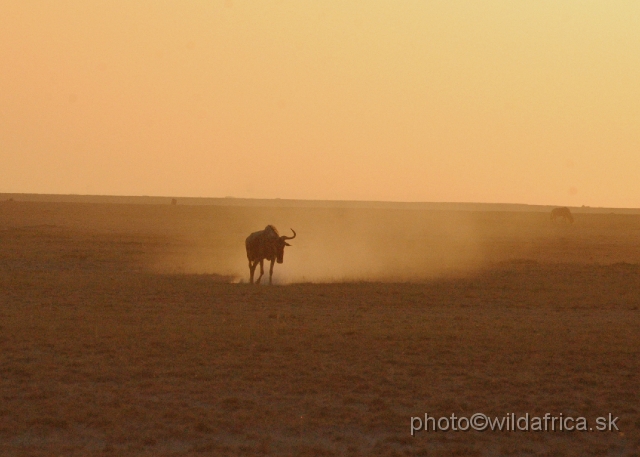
[275,229,296,263]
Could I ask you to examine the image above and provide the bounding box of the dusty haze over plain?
[2,1,639,207]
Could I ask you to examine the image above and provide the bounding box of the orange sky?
[1,1,639,207]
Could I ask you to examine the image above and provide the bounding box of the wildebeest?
[245,225,296,284]
[551,207,574,223]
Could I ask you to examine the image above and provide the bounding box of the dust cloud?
[150,206,486,283]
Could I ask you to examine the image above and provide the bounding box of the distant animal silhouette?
[245,225,296,284]
[550,207,574,223]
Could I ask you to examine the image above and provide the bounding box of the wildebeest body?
[245,225,296,284]
[550,207,574,223]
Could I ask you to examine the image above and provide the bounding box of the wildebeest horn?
[281,229,296,240]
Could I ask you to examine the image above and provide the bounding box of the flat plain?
[0,199,638,456]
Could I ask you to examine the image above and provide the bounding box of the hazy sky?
[1,1,639,206]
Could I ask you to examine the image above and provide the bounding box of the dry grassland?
[0,200,639,456]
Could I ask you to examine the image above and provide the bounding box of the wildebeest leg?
[249,260,257,284]
[256,259,265,284]
[269,259,275,285]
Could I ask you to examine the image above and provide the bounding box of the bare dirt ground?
[0,200,638,456]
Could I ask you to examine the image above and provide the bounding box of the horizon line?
[1,192,638,212]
